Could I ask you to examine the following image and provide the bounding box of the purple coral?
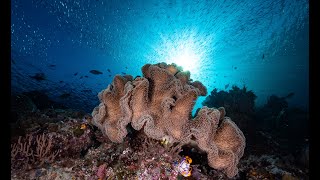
[96,163,107,179]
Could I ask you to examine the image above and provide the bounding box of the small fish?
[84,75,89,78]
[234,67,237,69]
[59,80,64,83]
[284,92,294,99]
[108,75,111,77]
[80,124,87,130]
[89,70,103,75]
[125,66,128,70]
[49,64,56,67]
[262,54,265,59]
[80,76,83,79]
[29,73,46,81]
[59,93,71,99]
[107,69,111,73]
[74,72,78,76]
[121,72,126,75]
[225,84,229,89]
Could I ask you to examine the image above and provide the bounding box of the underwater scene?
[10,0,309,179]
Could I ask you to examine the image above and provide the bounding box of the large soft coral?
[91,63,245,178]
[92,75,134,142]
[130,63,203,142]
[179,106,245,177]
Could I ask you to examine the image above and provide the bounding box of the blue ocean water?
[11,0,309,113]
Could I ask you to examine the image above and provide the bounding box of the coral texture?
[92,63,246,178]
[11,133,59,170]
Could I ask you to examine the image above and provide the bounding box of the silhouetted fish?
[284,92,295,99]
[59,80,64,83]
[121,72,126,75]
[262,54,265,59]
[107,69,111,73]
[29,73,46,81]
[108,75,111,77]
[84,75,89,78]
[49,64,56,67]
[59,93,71,99]
[234,67,237,69]
[74,72,78,76]
[225,84,229,89]
[90,70,103,75]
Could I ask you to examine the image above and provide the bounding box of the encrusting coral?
[91,62,246,178]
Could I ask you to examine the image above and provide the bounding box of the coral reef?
[10,109,96,175]
[10,63,308,179]
[11,133,59,170]
[255,94,296,131]
[10,107,308,180]
[238,154,308,179]
[202,85,257,131]
[91,63,246,178]
[255,96,309,157]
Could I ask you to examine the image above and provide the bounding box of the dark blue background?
[11,0,309,113]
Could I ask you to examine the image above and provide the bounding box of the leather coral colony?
[91,63,246,178]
